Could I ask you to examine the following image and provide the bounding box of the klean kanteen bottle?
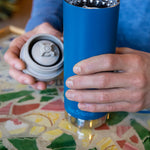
[63,0,120,128]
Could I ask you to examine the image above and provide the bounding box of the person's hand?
[65,47,150,112]
[4,22,63,90]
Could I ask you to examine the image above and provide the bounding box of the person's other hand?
[4,23,63,90]
[66,48,150,112]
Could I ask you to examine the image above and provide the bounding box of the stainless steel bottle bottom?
[65,111,107,129]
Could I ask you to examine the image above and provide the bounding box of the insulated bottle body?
[63,0,120,128]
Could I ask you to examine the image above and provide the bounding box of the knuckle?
[133,55,144,68]
[97,92,110,102]
[36,23,49,31]
[105,55,115,69]
[89,104,97,112]
[17,75,26,84]
[99,74,110,88]
[136,103,144,111]
[132,91,145,102]
[12,38,18,43]
[3,52,8,62]
[130,103,143,112]
[41,22,49,27]
[106,104,116,112]
[10,37,19,47]
[133,74,147,89]
[18,76,23,83]
[4,50,11,62]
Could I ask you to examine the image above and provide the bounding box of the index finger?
[73,54,134,75]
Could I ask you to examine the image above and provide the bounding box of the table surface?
[0,31,150,150]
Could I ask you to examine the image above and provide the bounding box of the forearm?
[25,0,63,32]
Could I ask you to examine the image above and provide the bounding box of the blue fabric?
[117,0,150,52]
[25,0,150,52]
[25,0,63,32]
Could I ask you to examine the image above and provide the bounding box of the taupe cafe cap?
[20,34,63,81]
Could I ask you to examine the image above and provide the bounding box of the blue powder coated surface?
[63,1,120,120]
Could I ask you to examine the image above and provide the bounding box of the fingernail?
[66,91,74,99]
[15,64,22,70]
[66,79,73,87]
[73,65,81,73]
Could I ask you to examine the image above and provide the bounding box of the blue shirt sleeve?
[117,0,150,52]
[25,0,63,32]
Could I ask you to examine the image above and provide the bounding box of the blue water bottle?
[63,0,120,128]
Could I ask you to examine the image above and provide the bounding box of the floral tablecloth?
[0,30,150,150]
